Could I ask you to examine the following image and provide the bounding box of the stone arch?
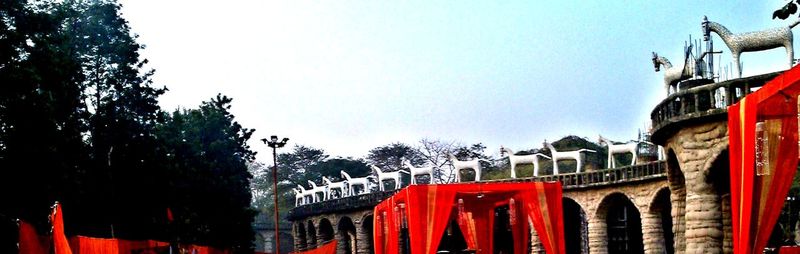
[666,148,686,253]
[307,220,318,247]
[337,216,357,254]
[594,192,644,254]
[706,148,731,253]
[644,187,674,254]
[295,221,308,250]
[318,218,335,243]
[361,214,375,254]
[562,197,588,254]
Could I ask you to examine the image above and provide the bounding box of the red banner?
[373,182,564,254]
[290,240,337,254]
[52,203,73,254]
[728,66,800,254]
[19,220,50,254]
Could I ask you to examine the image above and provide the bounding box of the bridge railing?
[650,72,779,143]
[487,160,666,189]
[287,190,398,221]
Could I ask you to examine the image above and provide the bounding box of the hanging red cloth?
[372,182,564,254]
[728,65,800,254]
[19,220,50,254]
[51,203,73,254]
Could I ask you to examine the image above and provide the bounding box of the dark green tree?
[157,94,256,253]
[366,142,425,172]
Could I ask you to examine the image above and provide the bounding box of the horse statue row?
[500,141,596,177]
[293,170,374,206]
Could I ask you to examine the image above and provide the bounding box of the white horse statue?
[447,154,490,182]
[702,16,800,78]
[500,146,551,178]
[323,176,348,199]
[598,135,641,168]
[307,180,327,203]
[341,170,371,196]
[401,160,435,184]
[293,185,308,206]
[371,165,408,191]
[652,52,697,95]
[544,141,596,174]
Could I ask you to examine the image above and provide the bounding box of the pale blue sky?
[118,1,794,161]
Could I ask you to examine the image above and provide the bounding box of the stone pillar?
[587,217,607,254]
[670,175,687,254]
[530,222,545,254]
[684,193,723,254]
[293,223,306,251]
[721,194,732,254]
[642,211,666,254]
[336,229,348,254]
[356,223,372,254]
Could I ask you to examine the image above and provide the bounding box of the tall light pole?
[262,135,289,254]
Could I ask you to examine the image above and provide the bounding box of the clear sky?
[117,0,794,162]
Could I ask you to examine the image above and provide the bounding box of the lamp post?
[262,135,289,254]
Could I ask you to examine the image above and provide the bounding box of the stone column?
[671,178,687,254]
[721,194,732,254]
[356,223,372,254]
[684,193,723,254]
[293,223,306,251]
[587,217,607,254]
[336,229,348,254]
[530,222,545,254]
[642,211,666,254]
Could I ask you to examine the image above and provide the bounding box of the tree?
[416,138,458,183]
[158,94,256,252]
[366,142,425,172]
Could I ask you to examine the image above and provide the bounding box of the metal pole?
[272,146,281,254]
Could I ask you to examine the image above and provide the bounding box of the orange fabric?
[289,240,337,254]
[68,236,171,254]
[19,220,50,254]
[52,203,73,254]
[728,65,800,254]
[373,182,564,254]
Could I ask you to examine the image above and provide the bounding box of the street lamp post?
[262,135,289,254]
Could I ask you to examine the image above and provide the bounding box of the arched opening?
[667,149,686,252]
[363,215,375,254]
[707,149,732,252]
[563,198,588,254]
[307,220,318,247]
[602,193,644,254]
[338,217,358,254]
[319,218,335,243]
[436,212,468,253]
[296,222,308,250]
[650,187,674,254]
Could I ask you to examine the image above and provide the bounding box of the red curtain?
[372,182,564,254]
[289,240,337,254]
[19,220,50,254]
[728,65,800,254]
[68,236,171,254]
[51,203,73,254]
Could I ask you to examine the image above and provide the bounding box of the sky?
[117,1,794,162]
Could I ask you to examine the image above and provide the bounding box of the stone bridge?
[286,72,780,254]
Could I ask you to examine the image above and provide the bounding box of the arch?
[596,192,644,254]
[362,215,375,254]
[666,149,686,252]
[338,216,358,254]
[307,220,318,247]
[318,218,335,243]
[562,197,588,254]
[648,187,674,254]
[296,221,308,250]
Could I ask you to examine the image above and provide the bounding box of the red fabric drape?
[68,236,171,254]
[289,240,337,254]
[728,65,800,254]
[52,203,73,254]
[19,220,50,254]
[372,182,564,254]
[780,246,800,254]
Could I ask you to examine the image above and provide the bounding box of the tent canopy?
[373,182,565,254]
